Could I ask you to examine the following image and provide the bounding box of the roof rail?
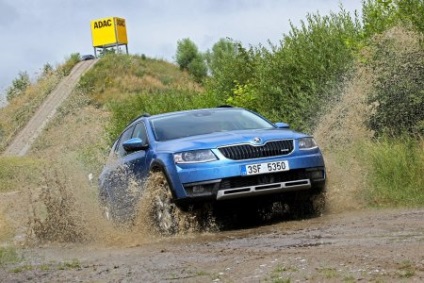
[128,113,151,125]
[216,105,233,108]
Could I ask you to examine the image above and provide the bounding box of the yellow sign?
[90,17,128,47]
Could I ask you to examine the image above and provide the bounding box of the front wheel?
[151,172,178,235]
[138,171,180,235]
[136,171,217,235]
[286,187,326,219]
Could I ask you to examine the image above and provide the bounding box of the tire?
[100,181,140,224]
[286,187,326,219]
[138,171,218,235]
[142,171,179,235]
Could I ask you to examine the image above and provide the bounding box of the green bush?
[205,39,258,102]
[367,27,424,137]
[6,72,30,101]
[363,136,424,207]
[187,54,208,83]
[205,9,362,132]
[362,0,424,36]
[57,53,81,77]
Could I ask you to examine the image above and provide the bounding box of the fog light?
[310,170,324,180]
[192,185,205,194]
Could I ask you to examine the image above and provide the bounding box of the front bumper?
[170,151,326,203]
[180,167,325,202]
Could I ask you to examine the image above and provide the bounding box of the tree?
[175,38,199,70]
[205,38,258,101]
[175,38,207,82]
[206,38,239,77]
[188,55,208,83]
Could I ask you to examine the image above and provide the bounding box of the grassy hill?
[0,54,206,245]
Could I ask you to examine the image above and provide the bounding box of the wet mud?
[1,207,424,282]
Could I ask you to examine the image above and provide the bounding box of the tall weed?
[363,136,424,207]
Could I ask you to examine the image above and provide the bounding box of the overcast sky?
[0,0,363,103]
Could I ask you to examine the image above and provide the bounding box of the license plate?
[241,160,289,176]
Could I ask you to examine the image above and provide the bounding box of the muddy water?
[313,67,374,213]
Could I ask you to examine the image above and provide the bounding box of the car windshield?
[150,109,275,141]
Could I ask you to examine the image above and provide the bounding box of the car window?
[116,126,134,157]
[132,122,148,146]
[151,109,274,141]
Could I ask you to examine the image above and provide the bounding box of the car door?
[121,121,150,184]
[101,125,135,194]
[99,121,150,217]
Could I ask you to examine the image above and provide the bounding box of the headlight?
[298,137,318,150]
[174,149,217,163]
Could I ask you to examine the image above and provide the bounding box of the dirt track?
[2,59,97,157]
[1,208,423,282]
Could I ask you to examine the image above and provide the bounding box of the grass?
[0,157,42,192]
[317,266,339,279]
[362,136,424,207]
[264,265,296,283]
[396,260,416,278]
[0,247,21,266]
[11,259,81,273]
[58,259,81,270]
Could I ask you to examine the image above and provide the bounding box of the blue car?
[99,107,326,233]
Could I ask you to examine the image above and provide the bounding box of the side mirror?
[122,138,148,152]
[275,122,290,129]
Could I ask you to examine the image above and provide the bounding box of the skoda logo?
[252,137,262,144]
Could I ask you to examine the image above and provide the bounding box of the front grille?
[219,140,294,160]
[219,169,307,189]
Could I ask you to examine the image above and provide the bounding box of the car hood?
[154,128,307,152]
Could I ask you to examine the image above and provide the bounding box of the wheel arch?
[149,160,179,199]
